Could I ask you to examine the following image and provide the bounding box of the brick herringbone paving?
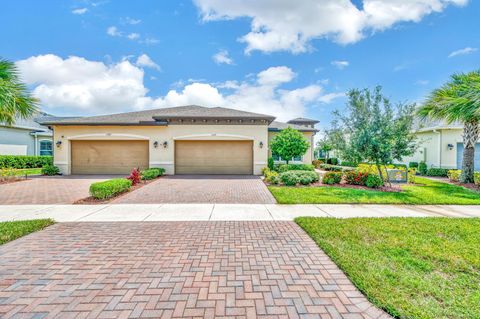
[0,222,389,318]
[0,175,115,205]
[113,175,277,204]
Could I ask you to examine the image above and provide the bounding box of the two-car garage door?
[175,140,253,175]
[71,140,149,174]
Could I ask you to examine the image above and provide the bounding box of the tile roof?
[287,117,320,124]
[268,121,318,132]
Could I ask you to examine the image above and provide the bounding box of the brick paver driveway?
[0,222,388,318]
[0,175,117,204]
[113,175,277,204]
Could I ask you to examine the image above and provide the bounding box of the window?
[272,152,303,162]
[39,140,53,156]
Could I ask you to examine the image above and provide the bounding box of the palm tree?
[417,71,480,183]
[0,58,38,126]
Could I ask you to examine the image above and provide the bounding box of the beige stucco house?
[402,120,480,170]
[42,105,318,175]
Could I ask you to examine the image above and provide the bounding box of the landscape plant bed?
[264,178,403,192]
[74,176,162,204]
[0,219,55,245]
[269,177,480,204]
[296,217,480,319]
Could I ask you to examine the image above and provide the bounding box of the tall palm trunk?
[460,120,479,183]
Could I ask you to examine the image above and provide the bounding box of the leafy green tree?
[417,71,480,183]
[0,58,38,125]
[315,139,332,160]
[327,86,417,183]
[270,127,310,164]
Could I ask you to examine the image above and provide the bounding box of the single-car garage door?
[71,140,149,174]
[175,140,253,175]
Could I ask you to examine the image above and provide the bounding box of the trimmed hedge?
[41,165,60,176]
[141,168,165,180]
[426,168,449,177]
[0,155,53,169]
[340,161,357,167]
[322,171,342,185]
[409,162,419,168]
[280,170,319,186]
[418,162,428,175]
[89,178,132,200]
[275,163,315,172]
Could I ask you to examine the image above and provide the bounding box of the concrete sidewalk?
[0,204,479,222]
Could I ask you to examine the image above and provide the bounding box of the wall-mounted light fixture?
[163,141,168,148]
[447,143,454,150]
[56,140,62,148]
[153,141,159,148]
[259,141,264,148]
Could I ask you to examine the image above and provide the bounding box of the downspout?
[433,129,442,168]
[33,132,38,156]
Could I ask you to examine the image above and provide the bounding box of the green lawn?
[0,219,54,245]
[296,217,480,319]
[11,168,43,176]
[269,177,480,204]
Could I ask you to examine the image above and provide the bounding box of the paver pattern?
[0,175,116,205]
[113,175,277,204]
[0,222,388,318]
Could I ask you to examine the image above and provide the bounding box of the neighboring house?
[0,112,53,156]
[41,105,318,175]
[402,120,480,170]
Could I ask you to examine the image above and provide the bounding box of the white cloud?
[127,33,140,40]
[107,26,122,37]
[72,8,88,15]
[212,50,234,65]
[448,47,477,58]
[16,54,342,121]
[125,17,142,25]
[141,37,160,45]
[136,54,161,70]
[194,0,468,53]
[331,60,349,69]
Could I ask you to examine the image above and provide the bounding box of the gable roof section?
[287,117,319,124]
[1,111,52,132]
[40,105,276,125]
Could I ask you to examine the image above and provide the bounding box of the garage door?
[175,140,253,174]
[71,140,149,174]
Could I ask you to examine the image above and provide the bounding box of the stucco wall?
[402,128,466,169]
[52,124,269,175]
[0,127,52,155]
[267,131,314,164]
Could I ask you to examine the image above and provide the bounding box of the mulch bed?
[264,179,403,192]
[73,177,162,204]
[453,182,480,192]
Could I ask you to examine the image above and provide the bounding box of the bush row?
[275,163,315,172]
[141,167,165,180]
[322,170,384,188]
[448,169,480,185]
[0,155,53,169]
[89,178,132,199]
[263,167,318,186]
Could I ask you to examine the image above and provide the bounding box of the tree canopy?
[270,127,310,164]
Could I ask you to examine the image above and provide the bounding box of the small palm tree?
[0,58,38,126]
[417,71,480,183]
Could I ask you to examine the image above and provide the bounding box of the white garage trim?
[173,133,254,140]
[67,133,150,140]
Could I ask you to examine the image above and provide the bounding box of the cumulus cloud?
[193,0,468,53]
[135,54,161,70]
[331,60,349,69]
[448,47,477,58]
[212,50,234,65]
[107,26,122,37]
[16,54,342,121]
[72,8,88,15]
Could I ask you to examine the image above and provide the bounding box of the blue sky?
[1,0,479,131]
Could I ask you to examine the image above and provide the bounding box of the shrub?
[322,171,342,185]
[41,165,60,176]
[141,168,164,180]
[275,163,314,172]
[0,155,53,169]
[326,158,339,165]
[426,168,449,177]
[267,157,275,170]
[279,170,319,186]
[265,170,280,184]
[344,170,369,186]
[153,167,166,176]
[127,168,141,185]
[340,161,357,167]
[262,166,271,175]
[408,168,416,184]
[447,169,462,182]
[366,174,384,188]
[89,178,132,200]
[319,164,343,172]
[409,162,419,168]
[418,161,427,175]
[0,168,18,182]
[474,172,480,186]
[312,159,324,168]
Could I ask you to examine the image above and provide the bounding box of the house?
[41,105,318,175]
[402,120,480,170]
[0,112,53,156]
